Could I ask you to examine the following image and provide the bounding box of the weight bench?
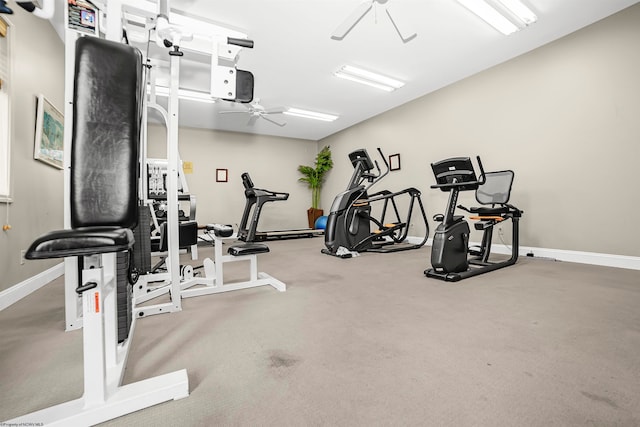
[6,37,188,426]
[180,223,286,298]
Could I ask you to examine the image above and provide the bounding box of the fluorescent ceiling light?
[334,65,405,92]
[284,108,338,122]
[497,0,537,25]
[149,85,216,104]
[457,0,537,35]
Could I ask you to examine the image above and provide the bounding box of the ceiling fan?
[331,0,417,43]
[218,100,287,127]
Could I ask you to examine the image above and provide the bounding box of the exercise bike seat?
[458,205,512,216]
[228,243,270,256]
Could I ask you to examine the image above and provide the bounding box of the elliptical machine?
[424,156,523,282]
[322,148,429,258]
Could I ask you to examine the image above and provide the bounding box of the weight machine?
[6,0,275,424]
[7,34,189,427]
[54,0,264,325]
[120,1,286,312]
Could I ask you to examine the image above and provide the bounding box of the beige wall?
[146,124,318,232]
[3,4,639,291]
[321,4,640,257]
[1,9,65,290]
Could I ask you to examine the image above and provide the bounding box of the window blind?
[0,17,7,90]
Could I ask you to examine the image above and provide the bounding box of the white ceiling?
[52,0,639,141]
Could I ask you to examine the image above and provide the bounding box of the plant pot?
[307,208,324,229]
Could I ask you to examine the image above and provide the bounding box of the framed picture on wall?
[216,168,228,182]
[34,94,64,170]
[389,153,401,171]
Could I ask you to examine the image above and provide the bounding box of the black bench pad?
[228,243,270,256]
[206,223,234,238]
[26,227,134,260]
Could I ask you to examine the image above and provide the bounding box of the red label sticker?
[95,292,100,313]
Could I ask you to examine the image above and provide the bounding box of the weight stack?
[117,251,133,343]
[132,203,152,274]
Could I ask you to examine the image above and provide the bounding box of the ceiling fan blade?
[218,110,247,115]
[247,115,260,126]
[385,5,417,43]
[331,1,373,40]
[262,115,287,127]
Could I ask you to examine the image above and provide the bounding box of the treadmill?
[237,173,324,242]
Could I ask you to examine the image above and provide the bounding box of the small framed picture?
[389,153,401,171]
[216,168,228,182]
[34,94,64,170]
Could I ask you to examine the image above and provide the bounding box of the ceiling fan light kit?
[457,0,538,35]
[334,65,405,92]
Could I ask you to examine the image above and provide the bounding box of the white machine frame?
[7,0,285,423]
[7,0,260,423]
[181,229,286,298]
[62,0,259,328]
[6,253,189,425]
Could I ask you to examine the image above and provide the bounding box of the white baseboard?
[511,245,640,271]
[0,263,65,311]
[407,236,640,271]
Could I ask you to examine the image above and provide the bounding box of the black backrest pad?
[71,37,143,229]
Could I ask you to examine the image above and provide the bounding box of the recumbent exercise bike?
[424,156,523,282]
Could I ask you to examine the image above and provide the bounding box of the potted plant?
[298,145,333,229]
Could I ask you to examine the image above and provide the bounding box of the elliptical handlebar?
[358,148,390,193]
[377,147,389,170]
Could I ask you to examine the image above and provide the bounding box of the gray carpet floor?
[1,237,639,426]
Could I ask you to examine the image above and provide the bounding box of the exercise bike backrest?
[474,170,513,206]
